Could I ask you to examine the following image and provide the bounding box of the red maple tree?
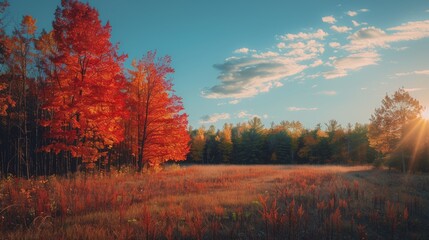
[41,0,127,168]
[127,52,189,169]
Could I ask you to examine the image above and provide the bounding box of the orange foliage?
[40,0,127,166]
[0,83,15,116]
[127,51,189,168]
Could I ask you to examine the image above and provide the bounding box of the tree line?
[0,0,190,178]
[188,119,377,165]
[187,88,429,173]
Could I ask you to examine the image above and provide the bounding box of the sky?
[7,0,429,129]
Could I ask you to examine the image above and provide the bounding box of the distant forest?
[187,119,377,165]
[187,88,429,173]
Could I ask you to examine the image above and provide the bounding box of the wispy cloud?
[404,88,425,92]
[200,113,230,124]
[202,55,307,99]
[333,52,380,70]
[204,28,328,99]
[329,42,341,48]
[206,9,429,97]
[345,21,429,51]
[324,52,380,79]
[395,69,429,76]
[330,25,352,33]
[310,59,323,67]
[234,48,255,54]
[415,70,429,75]
[323,20,429,80]
[236,111,260,119]
[228,99,240,104]
[318,90,337,96]
[347,11,357,17]
[281,29,328,41]
[352,20,360,27]
[288,107,318,111]
[322,16,336,24]
[277,42,286,49]
[323,69,347,79]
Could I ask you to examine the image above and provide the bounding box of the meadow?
[1,165,428,239]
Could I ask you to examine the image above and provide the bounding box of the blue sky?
[8,0,429,129]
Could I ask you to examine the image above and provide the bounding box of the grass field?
[1,165,428,239]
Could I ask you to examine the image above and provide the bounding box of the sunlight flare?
[422,108,429,120]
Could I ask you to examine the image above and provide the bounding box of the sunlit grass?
[1,165,428,239]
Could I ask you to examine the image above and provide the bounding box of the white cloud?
[284,39,325,61]
[281,29,328,41]
[205,31,330,99]
[322,16,336,24]
[395,72,410,77]
[360,9,369,12]
[333,52,380,70]
[389,20,429,32]
[404,88,425,92]
[234,48,250,54]
[207,15,429,100]
[310,59,323,67]
[229,99,240,104]
[347,11,357,17]
[200,113,230,124]
[306,74,320,80]
[288,107,318,111]
[394,47,409,51]
[395,69,429,76]
[203,54,308,99]
[288,42,306,49]
[277,42,286,49]
[345,21,429,51]
[415,70,429,75]
[236,111,260,119]
[331,25,352,33]
[237,111,250,118]
[329,42,341,48]
[273,81,284,87]
[323,69,347,79]
[318,91,337,96]
[253,51,279,58]
[324,51,380,79]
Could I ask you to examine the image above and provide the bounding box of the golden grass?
[1,164,428,239]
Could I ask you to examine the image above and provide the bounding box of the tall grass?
[0,165,428,239]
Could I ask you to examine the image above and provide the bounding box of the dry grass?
[1,165,428,239]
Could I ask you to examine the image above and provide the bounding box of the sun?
[422,108,429,120]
